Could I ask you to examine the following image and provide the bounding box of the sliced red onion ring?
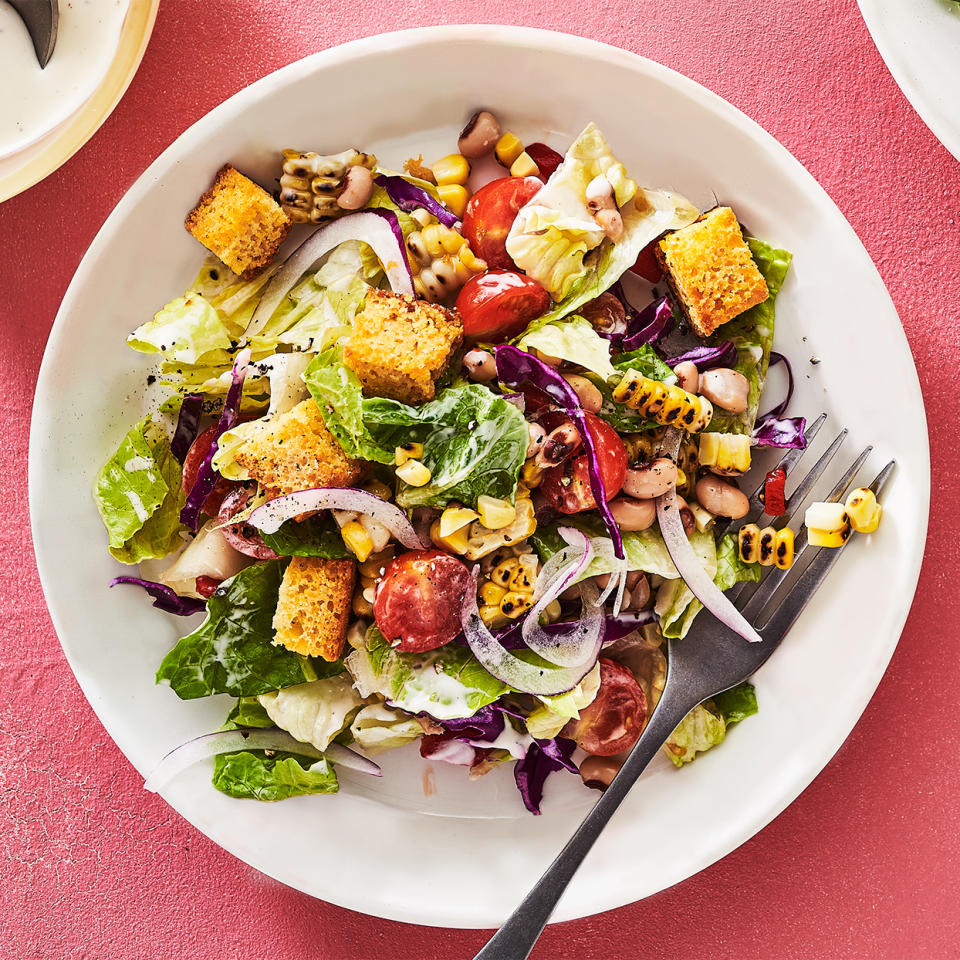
[461,570,601,694]
[656,428,762,643]
[245,210,414,340]
[143,728,381,793]
[520,580,604,668]
[248,487,426,549]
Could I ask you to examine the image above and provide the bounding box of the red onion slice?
[245,210,414,339]
[461,571,601,695]
[656,428,762,643]
[520,580,604,668]
[143,728,381,793]
[248,487,426,549]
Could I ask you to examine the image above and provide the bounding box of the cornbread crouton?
[343,289,462,405]
[234,399,362,496]
[273,557,356,661]
[655,206,769,338]
[185,164,291,280]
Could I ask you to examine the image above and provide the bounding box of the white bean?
[563,374,603,414]
[699,368,750,414]
[609,496,657,531]
[458,110,502,158]
[695,476,749,519]
[463,349,496,381]
[673,360,699,394]
[623,459,678,499]
[336,165,374,210]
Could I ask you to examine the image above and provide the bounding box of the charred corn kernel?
[622,428,667,464]
[439,506,480,538]
[436,184,471,219]
[429,518,469,555]
[479,604,508,627]
[612,369,713,432]
[279,148,377,223]
[758,527,777,566]
[500,592,534,619]
[805,502,848,534]
[495,131,524,167]
[341,520,374,562]
[521,460,544,488]
[431,154,471,186]
[509,554,539,593]
[491,558,519,588]
[808,527,851,548]
[396,459,431,487]
[690,502,715,533]
[479,581,508,606]
[405,218,485,301]
[477,495,516,530]
[739,523,762,564]
[362,478,393,501]
[395,442,424,466]
[774,528,794,570]
[352,589,374,617]
[844,487,882,533]
[510,151,540,178]
[699,433,752,475]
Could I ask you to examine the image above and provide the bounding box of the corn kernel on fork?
[476,422,895,960]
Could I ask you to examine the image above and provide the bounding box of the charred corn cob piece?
[844,487,882,533]
[278,148,377,223]
[405,211,486,302]
[622,428,667,465]
[699,433,752,475]
[612,370,714,432]
[805,502,851,548]
[476,550,539,621]
[739,524,795,568]
[773,528,794,569]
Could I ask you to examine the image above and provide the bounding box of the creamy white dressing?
[388,663,479,720]
[0,0,130,158]
[466,720,531,760]
[124,489,148,522]
[124,455,153,472]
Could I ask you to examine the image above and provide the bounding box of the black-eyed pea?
[673,360,699,394]
[458,110,502,158]
[336,165,374,210]
[699,368,750,414]
[609,496,657,531]
[463,348,497,382]
[695,475,749,519]
[526,422,547,459]
[579,754,624,791]
[623,458,678,499]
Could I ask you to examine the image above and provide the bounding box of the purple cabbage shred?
[109,577,207,616]
[666,341,738,371]
[171,394,203,462]
[514,737,578,815]
[374,175,459,228]
[753,352,807,448]
[621,297,675,351]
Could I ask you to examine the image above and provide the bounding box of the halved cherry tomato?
[629,238,662,283]
[195,576,222,599]
[461,177,542,269]
[539,413,627,514]
[525,142,564,180]
[374,549,472,653]
[456,269,550,344]
[762,466,787,517]
[565,658,647,756]
[182,424,235,517]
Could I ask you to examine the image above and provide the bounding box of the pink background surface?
[2,1,958,957]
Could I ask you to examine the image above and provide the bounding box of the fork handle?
[473,686,697,960]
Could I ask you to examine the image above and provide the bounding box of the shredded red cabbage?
[753,352,807,448]
[602,610,657,644]
[171,394,203,462]
[494,345,624,559]
[621,297,675,352]
[437,705,506,740]
[109,577,207,616]
[374,174,459,228]
[514,737,578,815]
[180,349,250,530]
[666,341,738,371]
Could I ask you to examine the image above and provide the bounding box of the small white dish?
[29,26,929,927]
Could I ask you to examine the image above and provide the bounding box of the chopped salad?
[95,112,882,813]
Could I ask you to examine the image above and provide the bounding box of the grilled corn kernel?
[612,369,713,433]
[439,506,480,538]
[479,581,508,606]
[689,502,715,533]
[495,131,524,167]
[479,604,508,627]
[463,498,537,561]
[510,151,540,178]
[805,501,848,532]
[808,527,851,548]
[774,528,794,570]
[844,487,882,533]
[362,478,393,500]
[429,518,468,554]
[341,520,374,562]
[436,184,471,219]
[739,523,762,564]
[431,154,471,186]
[509,554,539,593]
[477,495,516,530]
[396,459,431,487]
[521,460,544,488]
[491,558,519,588]
[279,148,377,222]
[758,527,777,566]
[406,218,484,301]
[395,442,424,466]
[500,592,534,619]
[699,433,752,475]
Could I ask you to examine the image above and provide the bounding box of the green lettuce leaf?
[705,238,793,435]
[713,681,758,725]
[345,626,509,721]
[212,750,338,800]
[525,662,601,740]
[349,703,425,754]
[586,344,675,432]
[714,533,763,592]
[518,315,616,379]
[156,560,312,699]
[663,701,726,767]
[128,294,236,365]
[222,697,274,730]
[258,675,365,751]
[260,515,350,558]
[94,417,185,563]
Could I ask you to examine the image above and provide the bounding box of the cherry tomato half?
[374,549,472,653]
[539,413,627,514]
[195,576,222,599]
[461,177,542,270]
[456,270,550,344]
[629,238,662,283]
[566,658,647,756]
[182,424,236,517]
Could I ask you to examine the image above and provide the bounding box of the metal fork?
[475,420,895,960]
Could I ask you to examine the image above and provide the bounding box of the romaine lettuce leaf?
[258,674,364,751]
[518,315,616,379]
[212,750,337,800]
[94,417,185,564]
[128,294,236,366]
[663,701,726,767]
[705,238,793,435]
[156,560,312,699]
[525,663,601,740]
[346,627,509,721]
[222,697,274,729]
[713,681,758,725]
[260,515,350,558]
[349,703,425,753]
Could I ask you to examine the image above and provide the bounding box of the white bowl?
[29,26,929,927]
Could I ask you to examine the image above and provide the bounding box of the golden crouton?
[655,206,769,338]
[234,399,362,496]
[273,557,356,661]
[185,164,291,280]
[343,289,462,405]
